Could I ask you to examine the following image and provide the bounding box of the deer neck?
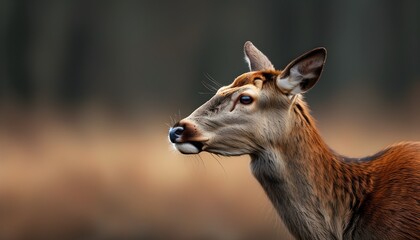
[250,104,370,240]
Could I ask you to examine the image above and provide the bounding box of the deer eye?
[239,95,253,105]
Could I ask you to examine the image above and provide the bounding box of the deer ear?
[277,47,326,95]
[244,41,275,71]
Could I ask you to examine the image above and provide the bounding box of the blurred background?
[0,0,419,239]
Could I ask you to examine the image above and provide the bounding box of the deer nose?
[169,126,184,143]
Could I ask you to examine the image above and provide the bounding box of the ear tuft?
[277,47,326,94]
[244,41,275,71]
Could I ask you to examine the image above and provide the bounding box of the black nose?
[169,126,184,143]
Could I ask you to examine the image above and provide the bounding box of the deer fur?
[169,41,420,240]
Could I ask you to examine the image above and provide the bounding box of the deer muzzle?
[168,120,206,154]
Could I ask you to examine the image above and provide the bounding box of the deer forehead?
[216,70,281,96]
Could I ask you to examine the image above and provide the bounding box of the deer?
[168,41,420,240]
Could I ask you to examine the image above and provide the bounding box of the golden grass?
[0,109,417,239]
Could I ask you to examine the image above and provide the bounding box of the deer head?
[168,42,420,240]
[169,41,326,156]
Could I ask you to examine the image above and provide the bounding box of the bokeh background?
[0,1,419,239]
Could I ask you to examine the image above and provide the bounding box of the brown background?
[0,1,419,239]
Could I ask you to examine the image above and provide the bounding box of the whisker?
[210,153,227,176]
[168,112,181,126]
[169,115,175,126]
[201,72,224,94]
[197,154,207,170]
[177,109,182,120]
[204,72,223,88]
[201,80,218,93]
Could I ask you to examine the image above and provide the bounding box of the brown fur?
[170,42,420,240]
[267,99,420,239]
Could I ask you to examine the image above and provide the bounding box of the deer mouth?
[168,124,206,154]
[173,141,204,154]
